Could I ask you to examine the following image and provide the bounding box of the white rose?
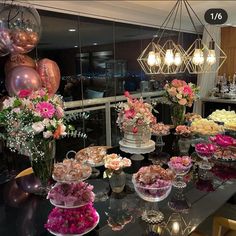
[32,122,45,133]
[43,131,53,139]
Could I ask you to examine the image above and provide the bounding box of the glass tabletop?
[1,134,236,236]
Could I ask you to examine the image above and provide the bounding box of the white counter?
[201,97,236,104]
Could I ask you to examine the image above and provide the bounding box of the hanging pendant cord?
[185,0,213,41]
[177,0,183,44]
[183,0,200,39]
[157,0,180,44]
[152,0,179,43]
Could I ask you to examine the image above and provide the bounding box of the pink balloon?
[37,58,61,95]
[5,66,42,96]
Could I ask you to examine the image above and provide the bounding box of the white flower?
[3,97,15,108]
[12,108,21,113]
[50,119,56,127]
[60,124,67,136]
[32,122,45,133]
[42,118,50,127]
[43,131,53,139]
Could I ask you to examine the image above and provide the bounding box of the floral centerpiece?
[104,153,131,193]
[163,79,199,126]
[116,92,156,146]
[0,88,72,191]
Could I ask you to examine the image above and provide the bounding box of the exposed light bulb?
[155,52,162,66]
[172,222,180,234]
[174,52,182,66]
[164,49,174,66]
[147,51,156,66]
[207,49,216,65]
[192,49,204,65]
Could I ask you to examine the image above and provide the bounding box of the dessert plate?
[49,199,89,209]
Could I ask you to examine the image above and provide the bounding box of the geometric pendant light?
[137,0,227,75]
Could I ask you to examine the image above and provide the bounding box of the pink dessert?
[132,165,174,201]
[152,123,170,136]
[45,204,99,235]
[210,134,236,148]
[195,143,216,158]
[47,182,95,207]
[168,156,192,174]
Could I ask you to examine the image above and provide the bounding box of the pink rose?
[125,109,136,119]
[124,91,130,98]
[167,87,177,96]
[183,85,193,96]
[132,127,138,133]
[171,79,187,88]
[18,89,32,98]
[178,98,187,105]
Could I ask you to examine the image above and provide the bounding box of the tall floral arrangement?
[164,79,199,107]
[0,88,70,157]
[116,91,156,133]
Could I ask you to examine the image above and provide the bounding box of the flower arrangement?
[116,91,156,133]
[0,88,72,156]
[164,79,199,107]
[104,154,131,172]
[45,203,99,234]
[175,125,193,137]
[47,182,95,207]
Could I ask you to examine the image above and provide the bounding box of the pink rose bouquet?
[103,153,131,178]
[45,204,99,234]
[47,182,95,207]
[116,91,156,133]
[164,79,199,107]
[0,88,73,157]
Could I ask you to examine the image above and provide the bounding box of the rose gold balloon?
[5,66,42,96]
[12,30,29,46]
[5,54,36,74]
[28,31,39,45]
[37,58,61,95]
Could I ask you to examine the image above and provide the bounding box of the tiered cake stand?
[119,140,155,161]
[46,161,99,236]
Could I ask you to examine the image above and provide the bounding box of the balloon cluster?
[0,3,61,96]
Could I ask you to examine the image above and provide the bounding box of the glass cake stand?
[119,140,155,161]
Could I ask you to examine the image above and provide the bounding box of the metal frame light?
[137,0,227,75]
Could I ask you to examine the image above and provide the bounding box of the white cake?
[122,125,151,148]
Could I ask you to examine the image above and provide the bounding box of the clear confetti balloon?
[0,3,41,55]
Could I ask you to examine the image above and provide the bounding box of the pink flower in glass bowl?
[168,156,192,175]
[195,143,217,159]
[210,134,235,147]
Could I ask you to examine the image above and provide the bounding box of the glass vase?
[170,104,186,127]
[178,137,191,155]
[109,169,126,193]
[29,139,56,195]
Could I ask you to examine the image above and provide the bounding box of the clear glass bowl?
[168,162,192,176]
[132,176,172,202]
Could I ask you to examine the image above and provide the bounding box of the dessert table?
[0,134,236,236]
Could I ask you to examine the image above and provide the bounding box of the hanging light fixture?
[137,0,227,75]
